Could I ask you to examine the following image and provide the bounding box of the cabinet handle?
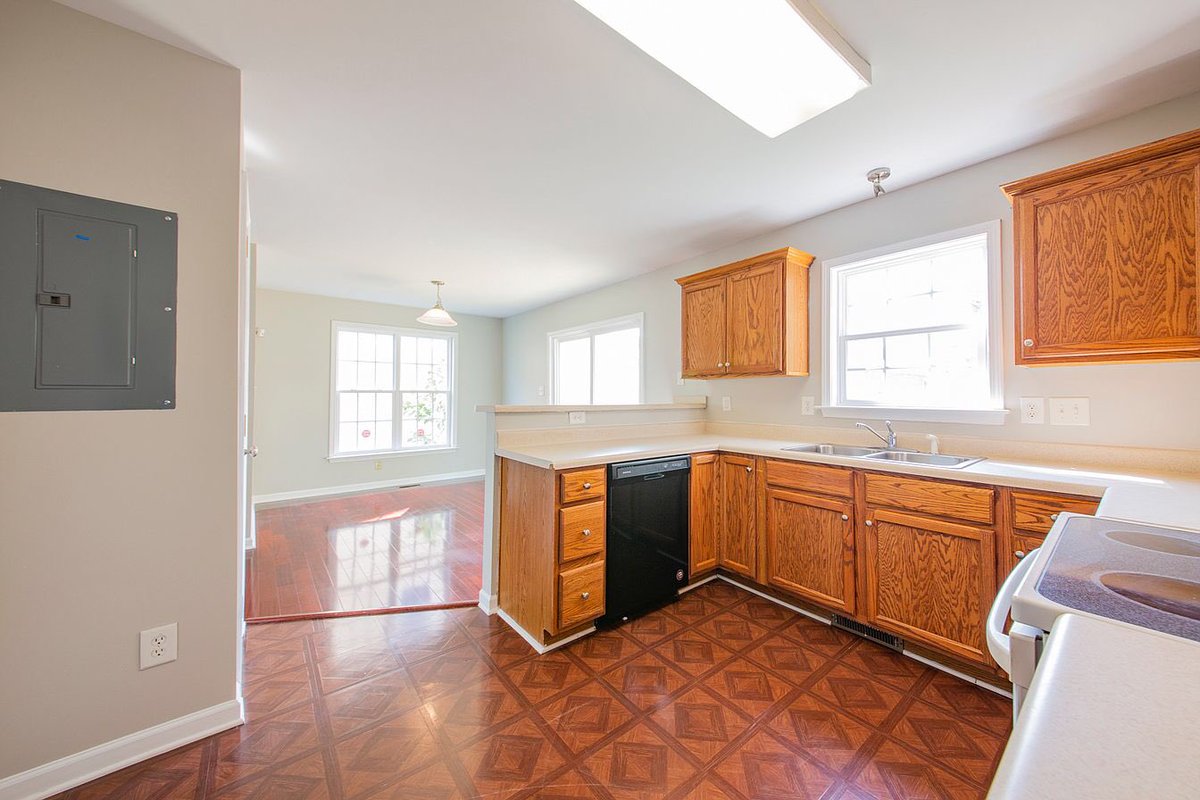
[1015,550,1026,559]
[1023,338,1034,347]
[582,482,592,489]
[1049,513,1060,521]
[841,514,849,521]
[581,528,591,537]
[581,591,590,600]
[865,519,874,527]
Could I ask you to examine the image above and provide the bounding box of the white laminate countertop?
[495,434,1200,531]
[986,613,1200,800]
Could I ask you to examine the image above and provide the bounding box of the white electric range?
[987,512,1200,720]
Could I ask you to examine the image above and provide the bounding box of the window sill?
[327,446,458,462]
[818,405,1009,425]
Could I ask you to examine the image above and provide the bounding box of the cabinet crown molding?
[675,247,814,286]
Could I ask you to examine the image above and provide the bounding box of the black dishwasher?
[597,455,690,627]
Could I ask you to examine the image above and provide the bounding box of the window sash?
[549,313,643,405]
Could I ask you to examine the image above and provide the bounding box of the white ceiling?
[59,0,1200,317]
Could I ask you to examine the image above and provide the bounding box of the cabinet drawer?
[1011,491,1099,534]
[559,467,606,504]
[1011,533,1044,564]
[864,474,994,525]
[558,560,605,630]
[559,501,605,562]
[766,459,852,497]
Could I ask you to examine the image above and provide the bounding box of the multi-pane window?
[331,323,454,456]
[825,223,1001,412]
[550,314,642,404]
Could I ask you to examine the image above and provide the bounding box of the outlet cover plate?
[568,411,586,425]
[721,396,732,412]
[1018,397,1045,424]
[800,396,816,416]
[139,622,178,670]
[1049,397,1090,426]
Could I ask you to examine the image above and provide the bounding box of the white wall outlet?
[1018,397,1045,424]
[721,396,732,412]
[374,460,383,471]
[1049,397,1090,426]
[800,396,816,416]
[568,411,586,425]
[536,385,545,397]
[139,623,178,670]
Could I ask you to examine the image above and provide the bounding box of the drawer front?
[864,473,994,525]
[1011,491,1099,534]
[558,560,605,630]
[559,501,605,562]
[1011,533,1044,564]
[559,467,606,504]
[766,459,853,497]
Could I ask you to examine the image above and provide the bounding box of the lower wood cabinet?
[688,453,720,576]
[718,453,758,578]
[863,508,996,666]
[764,488,856,614]
[558,560,605,630]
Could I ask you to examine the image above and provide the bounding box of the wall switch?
[568,411,586,425]
[721,396,732,412]
[800,396,815,416]
[1049,397,1089,426]
[139,623,178,670]
[1018,397,1045,424]
[537,386,545,397]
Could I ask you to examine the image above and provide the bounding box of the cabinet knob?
[1049,513,1060,521]
[717,362,723,367]
[1015,550,1026,559]
[865,519,874,527]
[1023,338,1034,347]
[582,482,592,489]
[725,361,731,367]
[581,591,590,600]
[582,528,591,537]
[745,465,753,473]
[841,514,849,521]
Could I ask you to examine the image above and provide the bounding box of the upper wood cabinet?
[1003,128,1200,365]
[717,453,758,579]
[677,248,814,378]
[688,453,720,577]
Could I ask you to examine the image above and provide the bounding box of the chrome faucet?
[857,420,897,449]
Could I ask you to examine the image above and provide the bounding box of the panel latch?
[36,292,71,308]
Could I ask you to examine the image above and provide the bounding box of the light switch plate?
[1018,397,1045,424]
[1049,397,1089,426]
[800,396,815,416]
[568,411,586,425]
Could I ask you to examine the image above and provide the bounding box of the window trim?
[819,221,1008,425]
[327,320,458,460]
[546,312,645,405]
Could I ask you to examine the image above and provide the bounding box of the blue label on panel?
[74,234,91,241]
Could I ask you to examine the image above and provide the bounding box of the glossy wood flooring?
[57,582,1011,799]
[247,481,484,620]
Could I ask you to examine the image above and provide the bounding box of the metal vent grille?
[831,614,905,652]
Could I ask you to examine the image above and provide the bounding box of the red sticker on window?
[361,429,371,438]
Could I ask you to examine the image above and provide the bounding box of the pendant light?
[417,280,457,327]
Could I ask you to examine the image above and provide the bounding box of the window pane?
[338,392,356,423]
[375,334,394,362]
[555,338,591,404]
[375,363,393,391]
[356,362,375,390]
[337,330,358,361]
[399,336,417,363]
[338,422,356,451]
[845,338,883,370]
[592,327,640,404]
[336,361,356,391]
[358,332,376,361]
[375,392,392,421]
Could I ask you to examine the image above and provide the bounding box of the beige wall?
[0,0,241,780]
[252,289,502,498]
[503,91,1200,452]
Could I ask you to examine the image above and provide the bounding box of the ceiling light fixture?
[867,166,891,197]
[572,0,869,138]
[416,280,458,327]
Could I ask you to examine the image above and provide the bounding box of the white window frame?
[546,312,645,405]
[820,220,1007,425]
[327,321,458,460]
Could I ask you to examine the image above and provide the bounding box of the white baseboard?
[252,468,484,506]
[495,608,594,656]
[0,698,243,800]
[478,590,498,614]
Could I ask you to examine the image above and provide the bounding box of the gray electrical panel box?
[0,180,177,411]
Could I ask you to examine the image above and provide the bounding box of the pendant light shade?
[417,280,458,327]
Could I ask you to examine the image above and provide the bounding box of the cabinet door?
[726,263,783,374]
[1014,150,1200,365]
[689,453,719,577]
[765,489,855,614]
[681,277,727,377]
[718,453,757,579]
[863,509,996,666]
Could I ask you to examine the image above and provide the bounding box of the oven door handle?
[986,548,1039,674]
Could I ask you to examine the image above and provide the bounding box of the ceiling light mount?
[417,280,458,327]
[867,167,891,197]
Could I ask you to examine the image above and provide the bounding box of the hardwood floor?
[59,583,1012,798]
[246,481,484,620]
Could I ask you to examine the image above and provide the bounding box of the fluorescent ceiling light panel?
[573,0,870,137]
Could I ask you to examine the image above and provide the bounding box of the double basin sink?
[780,442,984,469]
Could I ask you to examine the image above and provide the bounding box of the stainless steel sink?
[781,443,884,457]
[861,450,984,469]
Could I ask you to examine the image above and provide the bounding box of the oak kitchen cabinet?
[1003,128,1200,365]
[717,453,758,579]
[1000,488,1100,575]
[688,452,720,577]
[677,247,814,378]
